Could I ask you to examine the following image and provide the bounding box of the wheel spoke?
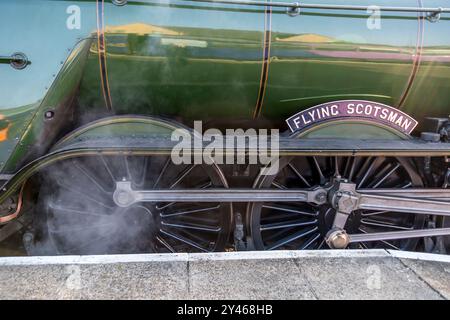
[260,219,317,231]
[162,222,221,233]
[288,163,311,187]
[54,178,114,210]
[72,160,111,194]
[271,180,288,189]
[267,227,318,250]
[370,163,400,188]
[361,210,390,217]
[262,204,318,217]
[153,157,171,189]
[135,156,149,187]
[400,182,413,189]
[380,240,400,250]
[312,157,326,183]
[124,156,132,181]
[359,242,369,249]
[333,156,340,176]
[299,233,321,250]
[48,202,109,217]
[159,229,209,252]
[100,155,117,184]
[170,164,197,189]
[156,236,175,253]
[348,157,358,181]
[357,158,377,188]
[161,205,220,218]
[360,218,413,230]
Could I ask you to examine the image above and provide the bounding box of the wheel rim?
[35,155,232,254]
[248,156,425,251]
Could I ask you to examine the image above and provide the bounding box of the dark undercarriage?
[1,134,450,256]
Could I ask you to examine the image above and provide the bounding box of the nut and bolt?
[315,192,327,204]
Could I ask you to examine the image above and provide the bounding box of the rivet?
[286,2,301,17]
[44,110,55,120]
[112,0,127,6]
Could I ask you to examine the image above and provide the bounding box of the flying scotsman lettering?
[286,100,418,135]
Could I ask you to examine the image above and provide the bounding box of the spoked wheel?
[248,156,425,251]
[33,155,232,255]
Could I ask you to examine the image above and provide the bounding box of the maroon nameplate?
[286,100,418,135]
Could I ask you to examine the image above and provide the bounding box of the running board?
[56,136,450,157]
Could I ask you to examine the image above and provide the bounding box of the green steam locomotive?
[1,0,450,255]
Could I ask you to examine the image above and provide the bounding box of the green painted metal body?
[0,0,449,174]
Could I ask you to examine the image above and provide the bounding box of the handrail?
[186,0,450,14]
[0,52,29,70]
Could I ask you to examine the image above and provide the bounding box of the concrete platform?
[0,250,448,300]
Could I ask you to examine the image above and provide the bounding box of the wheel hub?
[325,228,350,249]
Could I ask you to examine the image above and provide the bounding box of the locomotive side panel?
[262,0,420,121]
[85,0,267,122]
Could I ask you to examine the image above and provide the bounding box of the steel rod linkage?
[349,228,450,243]
[358,193,450,216]
[113,182,328,206]
[114,180,450,249]
[114,181,450,217]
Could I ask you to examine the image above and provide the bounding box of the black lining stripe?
[253,4,272,119]
[97,0,113,111]
[398,0,424,108]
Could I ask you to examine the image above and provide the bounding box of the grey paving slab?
[295,256,442,300]
[0,254,189,300]
[397,259,450,300]
[0,264,83,299]
[384,252,450,300]
[188,256,316,299]
[79,261,189,300]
